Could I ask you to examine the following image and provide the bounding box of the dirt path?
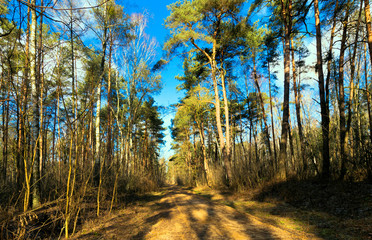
[74,186,319,239]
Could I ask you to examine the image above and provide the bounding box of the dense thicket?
[166,0,372,188]
[0,0,165,238]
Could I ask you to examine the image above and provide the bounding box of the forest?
[0,0,371,239]
[167,0,372,187]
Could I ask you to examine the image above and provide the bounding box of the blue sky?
[121,0,266,161]
[122,0,278,161]
[121,0,320,161]
[122,0,256,161]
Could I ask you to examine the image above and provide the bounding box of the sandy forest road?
[75,186,319,240]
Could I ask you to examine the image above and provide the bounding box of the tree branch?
[16,0,112,11]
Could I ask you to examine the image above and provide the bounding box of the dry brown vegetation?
[193,180,372,240]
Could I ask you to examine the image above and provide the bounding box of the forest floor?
[3,180,370,239]
[73,185,321,240]
[192,180,372,240]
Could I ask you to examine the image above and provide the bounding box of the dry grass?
[192,180,372,240]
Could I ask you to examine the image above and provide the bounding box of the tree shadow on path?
[74,185,304,239]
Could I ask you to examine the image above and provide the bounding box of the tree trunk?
[197,119,209,185]
[95,74,102,214]
[253,54,273,168]
[279,0,291,179]
[190,34,232,184]
[314,0,330,180]
[30,0,40,209]
[344,0,363,179]
[365,0,372,65]
[288,111,295,173]
[2,78,9,183]
[338,11,349,180]
[96,2,109,217]
[37,2,44,199]
[290,37,306,174]
[220,62,232,184]
[107,29,113,169]
[268,62,277,171]
[211,42,232,184]
[239,113,248,166]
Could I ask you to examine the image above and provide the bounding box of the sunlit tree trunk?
[290,37,306,174]
[189,27,232,184]
[219,56,232,183]
[365,0,372,65]
[288,111,295,173]
[65,5,78,237]
[96,2,108,217]
[20,3,31,211]
[37,0,44,199]
[196,119,209,185]
[30,0,40,209]
[210,43,232,183]
[107,29,113,168]
[279,0,291,179]
[338,7,349,180]
[52,45,62,176]
[268,62,277,171]
[65,124,74,238]
[252,52,273,169]
[343,1,363,179]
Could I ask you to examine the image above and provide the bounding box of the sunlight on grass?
[192,187,371,240]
